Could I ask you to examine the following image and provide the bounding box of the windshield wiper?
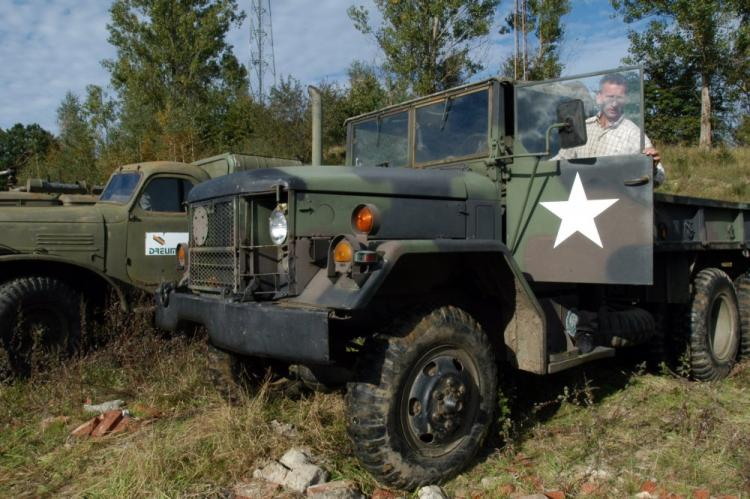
[440,97,453,131]
[375,161,390,168]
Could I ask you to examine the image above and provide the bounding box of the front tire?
[689,268,740,381]
[0,277,82,377]
[346,306,497,490]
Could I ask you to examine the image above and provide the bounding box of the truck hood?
[0,204,104,223]
[188,166,496,202]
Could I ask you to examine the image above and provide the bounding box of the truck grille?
[187,194,290,298]
[189,199,238,293]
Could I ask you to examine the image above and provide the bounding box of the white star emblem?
[540,173,618,248]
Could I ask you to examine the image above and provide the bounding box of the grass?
[659,146,750,202]
[1,147,750,497]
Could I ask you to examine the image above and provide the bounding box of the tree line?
[0,0,747,186]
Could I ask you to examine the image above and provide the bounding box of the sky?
[0,0,639,133]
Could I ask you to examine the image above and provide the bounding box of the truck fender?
[292,239,547,374]
[0,255,129,311]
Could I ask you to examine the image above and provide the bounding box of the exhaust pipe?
[308,86,322,166]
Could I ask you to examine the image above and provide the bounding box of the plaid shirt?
[556,114,653,159]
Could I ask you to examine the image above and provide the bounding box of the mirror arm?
[496,121,567,161]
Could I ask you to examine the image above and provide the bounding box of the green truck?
[0,153,299,377]
[155,67,750,488]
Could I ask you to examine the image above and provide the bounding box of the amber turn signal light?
[353,205,376,234]
[176,243,187,269]
[333,240,353,263]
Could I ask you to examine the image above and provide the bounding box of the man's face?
[596,82,627,123]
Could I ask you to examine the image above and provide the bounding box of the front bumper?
[155,286,331,363]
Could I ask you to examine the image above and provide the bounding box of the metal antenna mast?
[248,0,276,103]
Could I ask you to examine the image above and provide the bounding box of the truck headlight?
[269,206,288,245]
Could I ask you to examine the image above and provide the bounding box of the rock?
[306,479,363,499]
[40,415,69,430]
[271,419,297,437]
[417,485,447,499]
[70,416,101,438]
[83,399,125,414]
[283,463,328,493]
[280,448,312,469]
[253,461,290,485]
[635,493,656,499]
[90,410,124,437]
[233,480,282,499]
[370,489,403,499]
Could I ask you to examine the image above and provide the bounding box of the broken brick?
[70,416,101,438]
[579,482,599,495]
[90,410,123,437]
[692,489,710,499]
[544,491,565,499]
[641,481,658,494]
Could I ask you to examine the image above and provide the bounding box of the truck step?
[547,346,615,374]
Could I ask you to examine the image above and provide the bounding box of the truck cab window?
[138,178,193,213]
[352,111,409,168]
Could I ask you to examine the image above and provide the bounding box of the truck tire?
[689,268,740,381]
[733,273,750,360]
[346,306,497,490]
[0,277,81,377]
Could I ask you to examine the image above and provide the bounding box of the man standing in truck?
[556,73,666,185]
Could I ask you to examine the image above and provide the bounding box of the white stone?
[480,476,503,490]
[417,485,447,499]
[634,493,656,499]
[306,479,364,499]
[283,463,329,493]
[280,447,312,468]
[252,461,289,485]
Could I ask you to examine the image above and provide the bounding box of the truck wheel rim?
[709,292,736,361]
[399,345,480,457]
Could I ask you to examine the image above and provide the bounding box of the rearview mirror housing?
[557,99,587,149]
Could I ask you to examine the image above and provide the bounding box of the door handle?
[624,175,650,186]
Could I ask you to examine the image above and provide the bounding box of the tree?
[347,0,500,97]
[611,0,744,148]
[500,0,571,80]
[104,0,249,162]
[0,123,56,184]
[54,92,98,182]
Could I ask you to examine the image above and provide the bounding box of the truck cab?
[156,68,750,489]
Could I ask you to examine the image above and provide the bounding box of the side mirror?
[557,99,587,149]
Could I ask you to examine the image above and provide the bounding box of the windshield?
[516,68,644,158]
[352,111,409,167]
[415,89,488,165]
[99,172,141,203]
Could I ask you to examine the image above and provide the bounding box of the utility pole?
[249,0,276,103]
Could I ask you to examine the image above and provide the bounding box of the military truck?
[0,153,299,376]
[155,68,750,489]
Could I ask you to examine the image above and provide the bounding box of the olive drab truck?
[0,153,300,377]
[155,68,750,489]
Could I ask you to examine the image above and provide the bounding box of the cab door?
[126,175,195,287]
[507,154,653,285]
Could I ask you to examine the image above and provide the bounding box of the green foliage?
[0,123,56,186]
[500,0,572,80]
[612,0,747,146]
[348,0,500,97]
[104,0,249,162]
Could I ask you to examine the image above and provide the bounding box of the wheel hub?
[406,354,473,445]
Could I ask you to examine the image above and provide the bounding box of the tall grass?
[659,146,750,202]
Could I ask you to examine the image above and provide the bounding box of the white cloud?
[0,0,639,134]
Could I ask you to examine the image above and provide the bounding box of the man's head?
[596,73,628,124]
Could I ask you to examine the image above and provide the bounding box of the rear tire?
[346,306,497,490]
[733,273,750,360]
[0,277,82,378]
[689,268,740,381]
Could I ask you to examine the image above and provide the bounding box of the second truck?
[156,68,750,489]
